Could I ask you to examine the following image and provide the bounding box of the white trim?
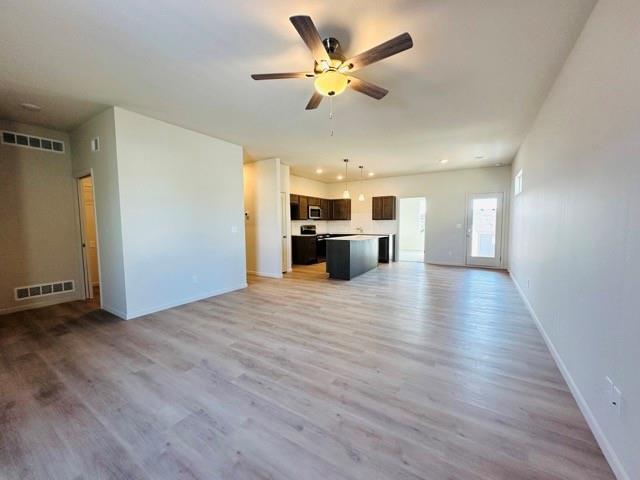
[124,282,248,320]
[247,270,283,279]
[101,304,127,320]
[509,271,630,480]
[0,293,84,315]
[425,260,507,270]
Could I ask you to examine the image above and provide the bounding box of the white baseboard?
[124,282,248,320]
[247,270,283,279]
[509,271,629,480]
[0,293,84,315]
[101,304,127,320]
[425,260,465,267]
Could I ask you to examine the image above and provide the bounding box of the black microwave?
[308,205,322,219]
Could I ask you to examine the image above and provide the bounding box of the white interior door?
[465,193,503,268]
[280,192,288,273]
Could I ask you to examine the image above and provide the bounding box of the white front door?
[465,193,503,268]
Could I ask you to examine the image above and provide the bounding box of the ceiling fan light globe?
[314,70,349,97]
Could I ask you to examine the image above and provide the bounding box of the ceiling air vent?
[2,130,65,154]
[14,280,74,301]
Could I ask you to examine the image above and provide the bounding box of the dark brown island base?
[325,235,380,280]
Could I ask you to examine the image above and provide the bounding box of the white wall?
[244,158,283,278]
[113,108,246,319]
[326,167,511,267]
[509,0,638,478]
[71,108,128,317]
[1,120,84,313]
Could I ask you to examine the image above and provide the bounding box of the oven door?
[308,206,321,219]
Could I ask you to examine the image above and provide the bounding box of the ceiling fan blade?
[348,77,388,100]
[251,72,314,80]
[290,15,331,65]
[305,91,323,110]
[341,32,413,72]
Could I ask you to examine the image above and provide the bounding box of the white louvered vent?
[2,130,65,153]
[15,280,74,301]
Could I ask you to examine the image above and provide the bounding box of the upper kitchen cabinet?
[332,199,351,220]
[290,194,351,220]
[290,194,300,220]
[320,198,331,220]
[298,195,309,220]
[372,196,397,220]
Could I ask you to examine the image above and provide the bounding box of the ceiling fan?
[251,15,413,110]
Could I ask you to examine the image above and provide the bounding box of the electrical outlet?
[191,275,199,284]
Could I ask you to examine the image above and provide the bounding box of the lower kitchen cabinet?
[292,236,317,264]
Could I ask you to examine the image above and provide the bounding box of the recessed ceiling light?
[315,168,323,174]
[440,159,449,164]
[368,172,375,177]
[337,175,343,180]
[20,103,41,112]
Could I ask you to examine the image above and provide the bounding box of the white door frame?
[75,171,102,301]
[465,192,504,268]
[280,191,288,273]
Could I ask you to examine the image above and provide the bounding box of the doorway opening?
[77,175,101,302]
[465,193,504,268]
[398,197,426,262]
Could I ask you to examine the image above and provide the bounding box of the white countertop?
[325,235,379,241]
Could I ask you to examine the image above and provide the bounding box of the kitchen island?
[325,235,379,280]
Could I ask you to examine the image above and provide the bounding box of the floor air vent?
[15,280,74,301]
[2,130,65,153]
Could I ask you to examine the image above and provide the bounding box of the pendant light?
[342,159,350,199]
[358,166,365,202]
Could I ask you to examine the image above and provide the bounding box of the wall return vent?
[2,130,65,153]
[15,280,75,301]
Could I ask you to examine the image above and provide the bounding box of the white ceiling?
[0,0,595,181]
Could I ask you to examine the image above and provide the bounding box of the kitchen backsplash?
[291,215,395,235]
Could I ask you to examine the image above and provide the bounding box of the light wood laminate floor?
[0,262,614,479]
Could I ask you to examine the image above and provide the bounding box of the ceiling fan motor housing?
[322,37,344,59]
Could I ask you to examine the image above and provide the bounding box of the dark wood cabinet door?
[320,199,330,220]
[299,195,309,220]
[290,194,300,220]
[382,196,396,220]
[372,196,396,220]
[372,197,383,220]
[292,236,317,264]
[332,199,351,220]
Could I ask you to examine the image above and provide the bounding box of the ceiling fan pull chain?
[329,96,334,136]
